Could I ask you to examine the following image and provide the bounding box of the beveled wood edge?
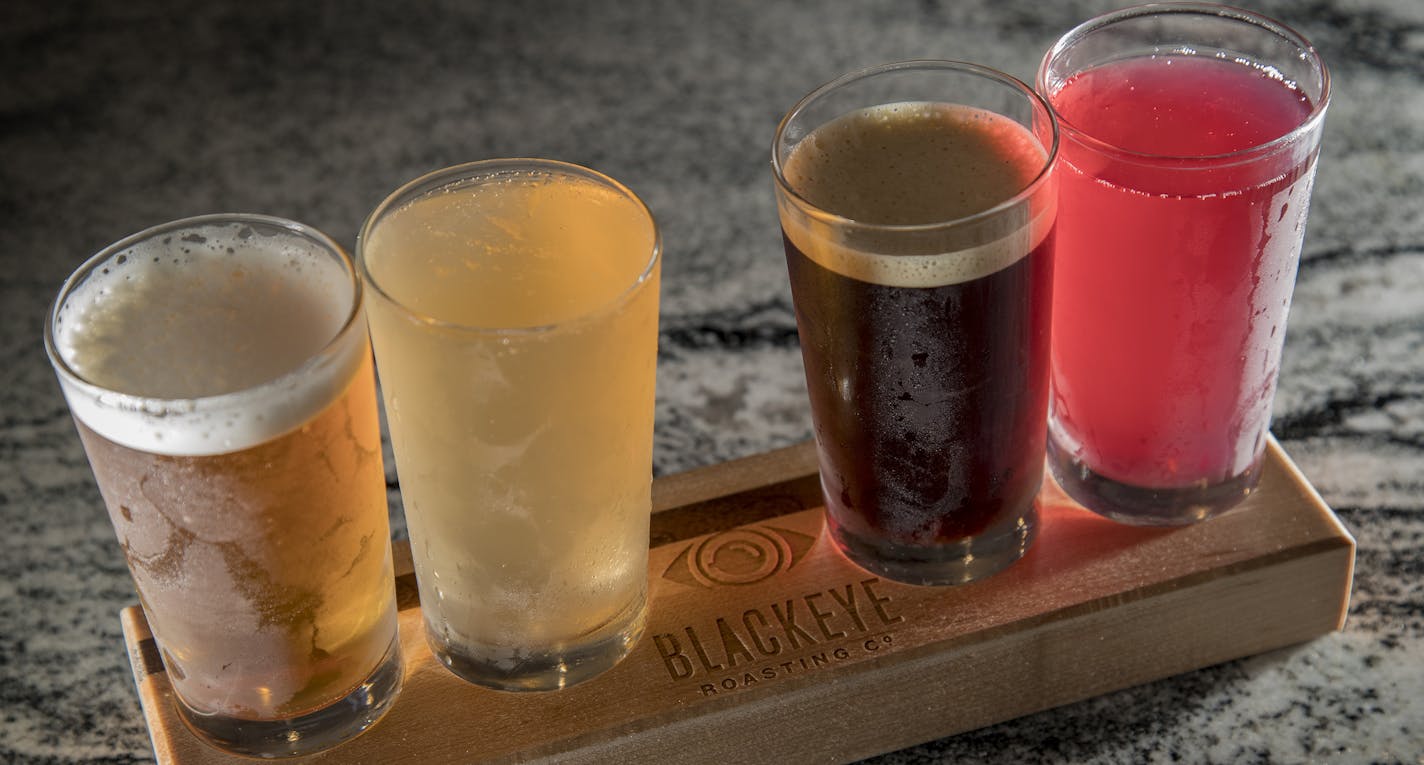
[120,607,173,760]
[650,440,820,514]
[1265,432,1355,543]
[1262,433,1356,629]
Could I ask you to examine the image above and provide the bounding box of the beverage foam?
[779,102,1053,288]
[50,219,364,457]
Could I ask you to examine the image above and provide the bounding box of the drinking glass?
[1038,4,1330,524]
[45,214,402,757]
[359,159,661,690]
[772,61,1059,585]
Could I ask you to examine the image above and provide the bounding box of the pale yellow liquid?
[363,172,658,680]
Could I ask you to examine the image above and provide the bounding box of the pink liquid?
[1049,55,1317,488]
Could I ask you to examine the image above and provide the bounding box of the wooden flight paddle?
[120,436,1354,764]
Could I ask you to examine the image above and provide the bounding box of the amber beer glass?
[360,159,660,691]
[772,61,1058,585]
[45,215,402,757]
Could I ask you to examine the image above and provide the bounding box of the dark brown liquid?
[784,234,1052,546]
[779,102,1053,554]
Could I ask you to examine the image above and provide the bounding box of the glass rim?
[43,212,365,411]
[1036,2,1332,166]
[770,59,1060,233]
[356,157,663,337]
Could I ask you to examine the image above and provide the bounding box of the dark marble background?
[2,1,1420,763]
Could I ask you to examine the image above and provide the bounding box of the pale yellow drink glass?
[359,159,661,691]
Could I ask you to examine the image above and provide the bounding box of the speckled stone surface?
[2,1,1420,763]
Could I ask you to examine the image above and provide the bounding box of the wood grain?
[119,436,1354,764]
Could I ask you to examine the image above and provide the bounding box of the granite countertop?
[2,1,1420,763]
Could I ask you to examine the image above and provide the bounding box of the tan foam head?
[780,102,1053,288]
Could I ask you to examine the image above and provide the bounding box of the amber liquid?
[77,354,397,720]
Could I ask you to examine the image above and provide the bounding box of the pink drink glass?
[1038,4,1329,524]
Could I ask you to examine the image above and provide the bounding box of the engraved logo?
[662,525,817,588]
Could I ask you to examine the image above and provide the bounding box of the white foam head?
[46,215,366,457]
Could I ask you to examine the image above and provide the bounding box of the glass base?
[1047,433,1265,526]
[428,596,647,692]
[827,503,1038,587]
[176,637,402,759]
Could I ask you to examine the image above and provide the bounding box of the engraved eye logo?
[662,525,817,588]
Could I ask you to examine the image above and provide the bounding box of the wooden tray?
[120,436,1354,764]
